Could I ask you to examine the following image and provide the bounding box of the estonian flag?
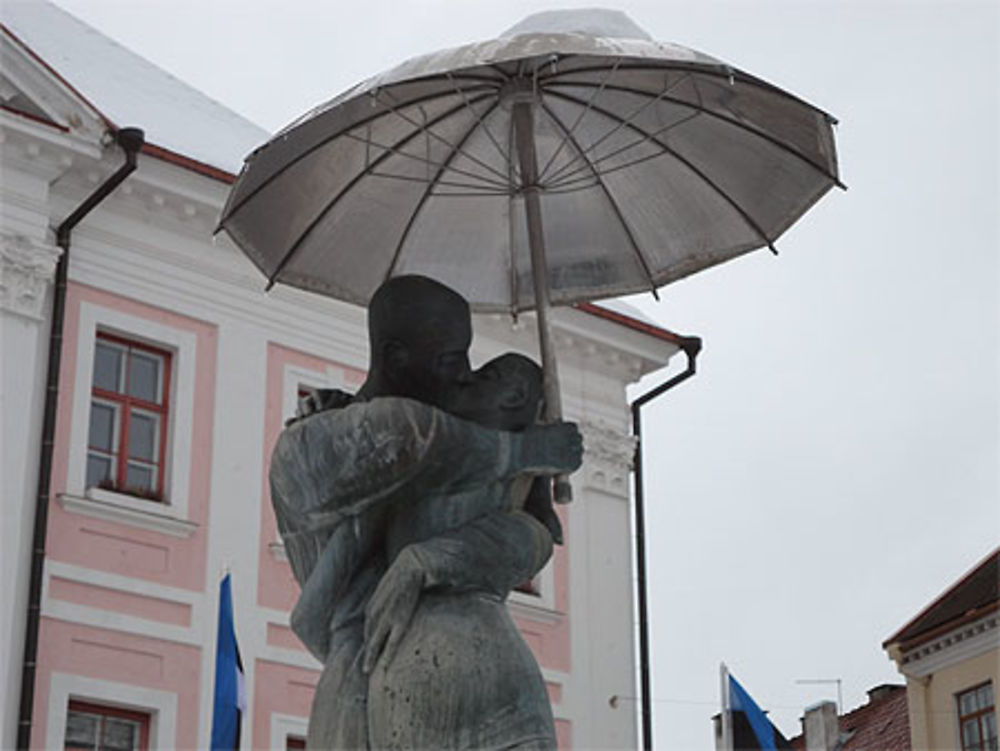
[211,573,246,750]
[721,664,792,751]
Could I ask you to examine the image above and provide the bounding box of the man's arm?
[362,509,552,673]
[271,396,581,524]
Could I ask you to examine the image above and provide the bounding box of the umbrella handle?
[553,476,573,504]
[515,98,575,504]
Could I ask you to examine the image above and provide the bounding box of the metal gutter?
[631,334,702,751]
[16,126,144,750]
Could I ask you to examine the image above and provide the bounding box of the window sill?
[58,489,199,538]
[507,594,563,625]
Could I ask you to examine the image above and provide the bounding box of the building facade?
[1,3,693,748]
[883,548,999,751]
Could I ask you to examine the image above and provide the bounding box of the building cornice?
[891,610,999,678]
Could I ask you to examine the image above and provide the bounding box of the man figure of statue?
[269,275,582,749]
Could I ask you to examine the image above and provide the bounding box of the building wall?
[3,100,678,749]
[904,648,998,751]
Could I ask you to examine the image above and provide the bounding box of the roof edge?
[882,546,1000,649]
[141,142,236,184]
[0,21,112,130]
[575,301,700,351]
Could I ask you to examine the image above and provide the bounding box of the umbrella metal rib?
[264,92,497,288]
[536,57,623,184]
[542,109,703,190]
[344,130,511,191]
[373,86,512,186]
[545,88,780,254]
[539,100,661,298]
[381,99,504,283]
[537,59,837,126]
[445,71,510,168]
[539,70,697,186]
[545,78,844,189]
[223,83,502,222]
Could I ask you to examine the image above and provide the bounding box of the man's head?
[448,353,544,431]
[362,275,473,408]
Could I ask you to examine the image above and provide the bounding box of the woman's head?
[447,353,543,431]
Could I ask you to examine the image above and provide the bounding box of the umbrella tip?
[500,9,653,41]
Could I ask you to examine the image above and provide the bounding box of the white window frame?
[267,363,347,562]
[282,363,347,424]
[60,301,197,537]
[270,712,309,750]
[45,672,176,750]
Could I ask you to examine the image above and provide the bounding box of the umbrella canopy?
[219,9,841,316]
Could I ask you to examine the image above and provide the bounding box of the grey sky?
[39,0,1000,747]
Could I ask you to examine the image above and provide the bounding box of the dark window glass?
[87,333,170,501]
[959,683,996,751]
[65,702,148,751]
[127,351,162,403]
[93,341,124,393]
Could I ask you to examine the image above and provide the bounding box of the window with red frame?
[86,332,171,501]
[959,682,997,751]
[286,736,306,750]
[64,700,150,750]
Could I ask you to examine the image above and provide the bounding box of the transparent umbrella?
[218,9,842,499]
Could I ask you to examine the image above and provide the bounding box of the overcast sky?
[38,0,1000,747]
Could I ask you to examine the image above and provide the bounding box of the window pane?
[979,684,994,710]
[93,341,124,393]
[89,402,118,452]
[65,710,99,748]
[128,411,159,461]
[963,691,979,716]
[86,454,114,489]
[125,463,154,493]
[986,713,997,741]
[100,717,138,750]
[128,351,162,403]
[966,718,982,747]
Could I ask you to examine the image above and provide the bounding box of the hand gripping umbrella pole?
[512,96,573,503]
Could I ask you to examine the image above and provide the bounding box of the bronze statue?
[269,275,582,749]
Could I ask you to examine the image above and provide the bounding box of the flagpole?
[720,662,733,751]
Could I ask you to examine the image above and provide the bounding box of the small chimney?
[866,684,899,704]
[804,700,839,751]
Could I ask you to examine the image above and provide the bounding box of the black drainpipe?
[17,127,144,750]
[631,334,702,751]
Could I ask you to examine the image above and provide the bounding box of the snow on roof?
[1,0,269,175]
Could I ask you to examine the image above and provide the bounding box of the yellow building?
[884,548,999,751]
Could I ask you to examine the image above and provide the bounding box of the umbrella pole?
[513,100,573,503]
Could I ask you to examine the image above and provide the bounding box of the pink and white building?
[1,3,693,748]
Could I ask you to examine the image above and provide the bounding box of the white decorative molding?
[41,560,205,648]
[57,491,199,538]
[0,231,60,319]
[899,612,999,678]
[579,420,636,491]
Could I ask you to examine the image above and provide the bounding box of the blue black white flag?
[211,573,246,750]
[720,664,792,751]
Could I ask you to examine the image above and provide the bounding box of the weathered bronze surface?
[269,275,581,749]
